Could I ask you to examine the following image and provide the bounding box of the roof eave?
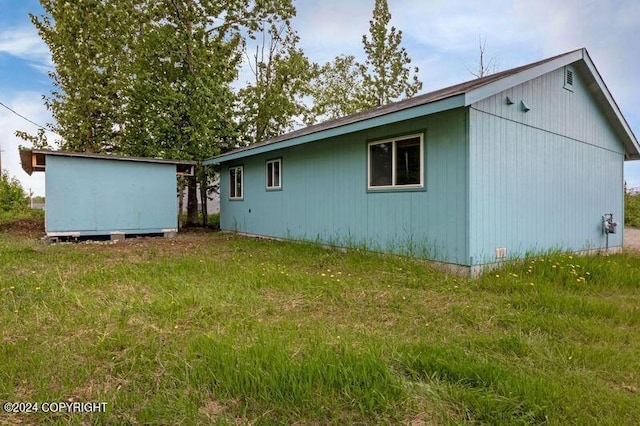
[464,49,585,106]
[19,149,197,176]
[205,47,640,164]
[205,94,466,165]
[578,52,640,160]
[463,48,640,160]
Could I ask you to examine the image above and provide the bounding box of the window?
[266,158,281,190]
[229,166,243,200]
[368,134,424,189]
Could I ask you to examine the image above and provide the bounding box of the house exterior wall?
[220,108,470,265]
[45,156,178,236]
[468,66,625,265]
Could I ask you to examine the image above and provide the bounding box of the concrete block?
[110,232,125,241]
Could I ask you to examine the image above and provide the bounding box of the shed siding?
[469,67,624,264]
[221,109,469,265]
[45,156,178,235]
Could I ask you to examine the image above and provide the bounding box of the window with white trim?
[229,166,243,199]
[266,158,281,190]
[368,134,424,189]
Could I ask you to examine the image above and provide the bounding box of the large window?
[368,134,423,189]
[229,166,243,199]
[266,158,281,190]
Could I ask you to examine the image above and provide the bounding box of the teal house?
[205,49,640,274]
[20,149,195,239]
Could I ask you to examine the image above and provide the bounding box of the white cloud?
[294,1,371,63]
[0,93,57,196]
[0,26,53,68]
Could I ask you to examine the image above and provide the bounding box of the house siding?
[45,156,178,235]
[469,66,624,264]
[220,108,469,265]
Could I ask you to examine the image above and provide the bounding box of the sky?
[1,0,639,196]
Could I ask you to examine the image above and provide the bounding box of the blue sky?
[1,0,639,196]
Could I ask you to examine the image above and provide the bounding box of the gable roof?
[206,48,640,164]
[19,149,196,176]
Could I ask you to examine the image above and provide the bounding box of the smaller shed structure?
[20,149,195,239]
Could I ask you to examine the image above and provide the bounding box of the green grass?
[626,192,640,227]
[0,208,43,224]
[0,226,639,424]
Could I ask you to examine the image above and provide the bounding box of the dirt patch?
[61,231,227,262]
[624,228,640,252]
[0,217,45,236]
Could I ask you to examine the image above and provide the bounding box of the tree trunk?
[184,0,198,228]
[177,180,184,229]
[186,177,198,227]
[200,175,208,227]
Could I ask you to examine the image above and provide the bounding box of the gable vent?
[566,69,574,86]
[564,66,575,92]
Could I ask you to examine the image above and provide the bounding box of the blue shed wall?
[468,65,625,264]
[45,156,178,235]
[220,109,469,265]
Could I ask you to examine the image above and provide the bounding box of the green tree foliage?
[308,0,422,123]
[625,192,640,228]
[26,0,294,226]
[361,0,422,106]
[309,55,368,123]
[239,22,315,144]
[15,129,53,150]
[30,0,136,152]
[0,171,28,212]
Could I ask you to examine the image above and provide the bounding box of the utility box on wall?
[20,149,195,239]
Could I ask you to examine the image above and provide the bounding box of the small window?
[368,134,424,189]
[564,66,575,92]
[266,158,281,190]
[229,166,243,200]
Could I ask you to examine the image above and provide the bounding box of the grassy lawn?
[1,221,639,425]
[626,192,640,228]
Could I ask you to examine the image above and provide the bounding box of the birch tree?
[239,22,315,144]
